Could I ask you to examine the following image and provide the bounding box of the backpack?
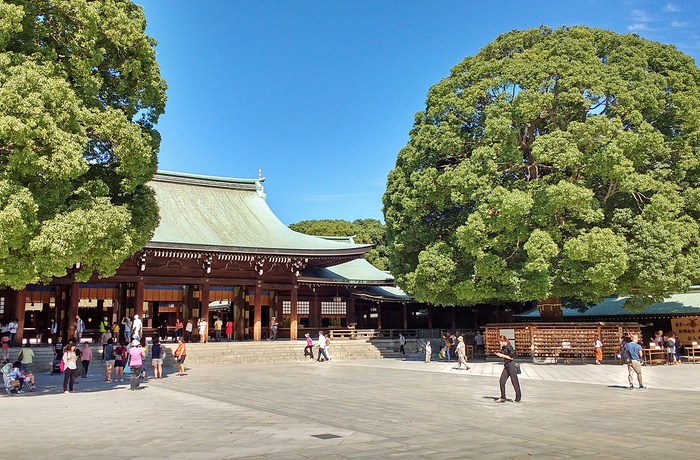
[621,344,632,364]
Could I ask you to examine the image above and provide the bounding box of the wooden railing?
[328,328,421,340]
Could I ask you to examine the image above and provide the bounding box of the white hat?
[131,339,140,346]
[134,314,139,318]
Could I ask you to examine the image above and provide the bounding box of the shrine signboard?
[671,316,700,344]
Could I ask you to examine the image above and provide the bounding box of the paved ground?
[2,354,699,459]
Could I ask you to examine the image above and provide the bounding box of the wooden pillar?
[201,282,210,342]
[310,291,320,329]
[253,280,262,341]
[451,306,456,329]
[135,279,145,318]
[402,303,408,330]
[428,305,433,329]
[13,289,27,346]
[290,285,298,340]
[377,302,382,330]
[68,282,80,339]
[234,287,244,340]
[347,297,356,326]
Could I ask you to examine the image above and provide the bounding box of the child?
[425,340,432,363]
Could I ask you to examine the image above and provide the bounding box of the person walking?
[225,319,233,341]
[455,336,470,370]
[131,314,143,341]
[80,342,93,378]
[304,333,314,358]
[174,336,187,376]
[626,334,646,390]
[62,343,78,393]
[18,342,34,373]
[8,318,19,346]
[324,333,332,361]
[399,333,406,355]
[317,331,329,362]
[99,316,111,357]
[127,339,145,390]
[74,315,85,342]
[594,336,603,365]
[425,340,432,363]
[494,335,522,403]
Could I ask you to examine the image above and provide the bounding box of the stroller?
[2,362,36,395]
[50,358,62,375]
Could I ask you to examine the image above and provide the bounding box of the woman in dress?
[494,335,522,403]
[225,319,233,341]
[594,336,603,365]
[62,344,78,393]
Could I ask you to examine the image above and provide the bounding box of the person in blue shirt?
[625,334,646,390]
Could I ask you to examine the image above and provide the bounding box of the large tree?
[289,219,389,270]
[0,0,166,289]
[383,26,700,311]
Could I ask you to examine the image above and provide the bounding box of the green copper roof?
[299,258,395,284]
[516,289,700,318]
[147,171,371,257]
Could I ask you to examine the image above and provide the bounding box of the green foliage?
[383,26,700,309]
[0,0,166,288]
[289,219,389,270]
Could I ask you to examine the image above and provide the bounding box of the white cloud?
[663,3,680,13]
[628,23,650,32]
[630,9,652,23]
[671,21,689,28]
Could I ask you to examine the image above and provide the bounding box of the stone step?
[11,339,410,372]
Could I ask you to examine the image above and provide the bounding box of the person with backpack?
[624,334,646,390]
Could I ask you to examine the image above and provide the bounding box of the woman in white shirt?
[62,344,78,393]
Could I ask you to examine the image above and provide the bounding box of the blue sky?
[136,0,700,225]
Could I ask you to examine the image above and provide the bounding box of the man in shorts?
[626,334,646,390]
[104,338,115,382]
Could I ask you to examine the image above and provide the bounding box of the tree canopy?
[0,0,166,289]
[383,26,700,311]
[289,219,389,270]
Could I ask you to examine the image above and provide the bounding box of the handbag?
[123,355,131,374]
[515,363,522,374]
[59,360,65,372]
